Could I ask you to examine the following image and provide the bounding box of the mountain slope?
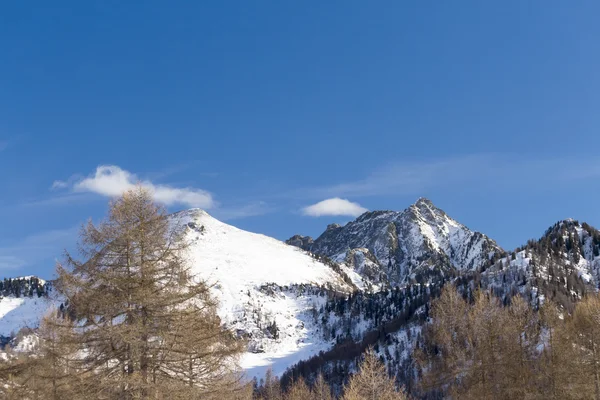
[0,296,54,338]
[0,277,54,338]
[164,210,355,376]
[480,219,600,309]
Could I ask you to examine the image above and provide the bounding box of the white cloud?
[302,198,368,217]
[59,165,215,209]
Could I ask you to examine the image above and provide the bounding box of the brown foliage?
[419,285,600,400]
[342,348,407,400]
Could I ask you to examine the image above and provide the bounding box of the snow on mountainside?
[0,296,54,337]
[0,277,55,338]
[289,198,504,285]
[0,212,354,378]
[171,209,355,377]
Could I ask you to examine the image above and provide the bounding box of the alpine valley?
[1,198,598,390]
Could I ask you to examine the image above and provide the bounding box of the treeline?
[0,277,48,299]
[417,285,600,399]
[254,348,407,400]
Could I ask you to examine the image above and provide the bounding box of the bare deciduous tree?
[342,347,407,400]
[38,187,246,399]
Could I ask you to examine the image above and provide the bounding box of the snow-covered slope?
[177,209,350,299]
[172,209,355,377]
[290,198,504,285]
[0,296,54,337]
[0,277,54,337]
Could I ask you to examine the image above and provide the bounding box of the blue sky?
[2,1,600,278]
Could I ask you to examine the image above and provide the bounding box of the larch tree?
[311,373,333,400]
[20,310,83,399]
[416,285,470,396]
[502,295,540,399]
[539,300,572,400]
[418,286,540,400]
[284,377,311,400]
[256,368,282,400]
[48,187,244,399]
[565,294,600,400]
[342,347,407,400]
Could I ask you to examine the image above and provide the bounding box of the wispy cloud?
[302,198,368,217]
[54,165,215,209]
[19,193,99,209]
[297,154,600,199]
[51,180,70,190]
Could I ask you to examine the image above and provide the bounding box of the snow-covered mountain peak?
[408,197,446,218]
[412,196,436,209]
[171,207,210,221]
[180,208,352,292]
[289,198,504,284]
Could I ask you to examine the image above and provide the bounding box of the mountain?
[5,200,600,389]
[279,212,600,391]
[288,198,504,285]
[173,209,356,377]
[479,218,600,310]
